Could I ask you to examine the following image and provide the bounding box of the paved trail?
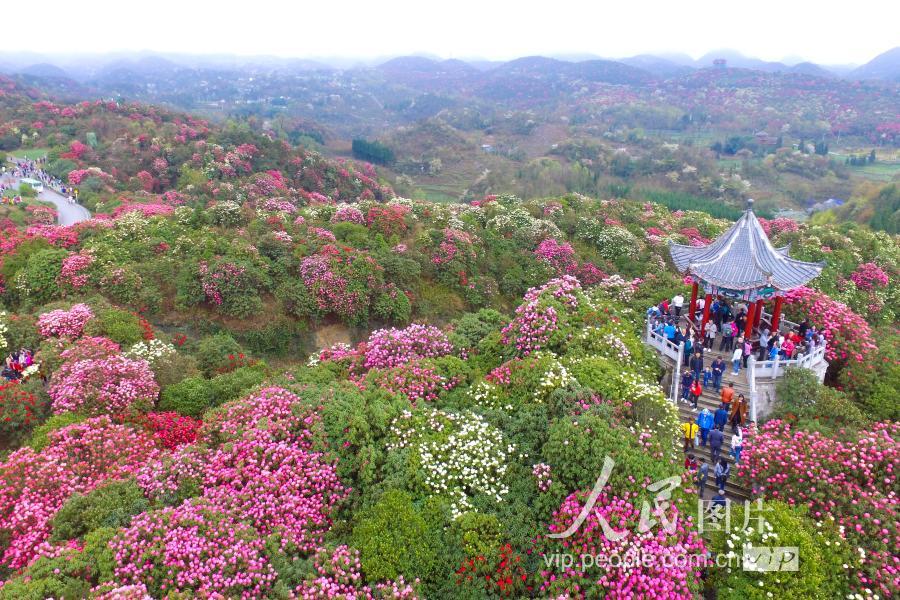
[2,172,91,226]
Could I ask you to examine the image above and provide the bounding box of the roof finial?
[746,198,755,211]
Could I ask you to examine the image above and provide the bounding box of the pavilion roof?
[669,201,824,291]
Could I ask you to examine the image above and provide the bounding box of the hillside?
[850,46,900,82]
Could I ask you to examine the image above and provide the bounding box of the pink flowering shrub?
[501,276,587,356]
[758,217,799,237]
[199,386,320,444]
[849,262,889,291]
[783,286,877,364]
[0,416,158,569]
[363,324,453,369]
[201,437,347,552]
[292,545,419,599]
[57,251,94,289]
[36,303,94,338]
[366,204,409,236]
[140,412,202,449]
[539,490,706,598]
[109,500,277,598]
[362,362,458,403]
[331,205,365,225]
[49,354,159,415]
[24,224,79,248]
[299,246,388,325]
[738,420,899,598]
[430,228,477,267]
[534,238,576,274]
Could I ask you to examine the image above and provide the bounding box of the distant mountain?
[620,54,695,78]
[850,47,900,82]
[695,49,789,72]
[788,62,835,78]
[18,63,70,79]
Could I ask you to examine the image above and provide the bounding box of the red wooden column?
[688,281,699,322]
[771,296,784,332]
[753,299,764,328]
[744,300,757,339]
[700,293,713,332]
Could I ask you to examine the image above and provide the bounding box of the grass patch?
[8,148,50,160]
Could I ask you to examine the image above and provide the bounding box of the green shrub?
[275,280,317,319]
[706,502,854,599]
[159,364,267,416]
[448,309,506,350]
[196,333,244,376]
[85,307,143,346]
[159,377,212,416]
[773,368,868,434]
[51,479,148,542]
[351,490,441,582]
[15,248,67,305]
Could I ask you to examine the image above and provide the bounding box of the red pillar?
[700,293,713,332]
[688,282,699,322]
[744,301,756,339]
[753,299,764,329]
[771,296,784,332]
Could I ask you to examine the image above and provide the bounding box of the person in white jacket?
[731,346,743,375]
[731,426,744,464]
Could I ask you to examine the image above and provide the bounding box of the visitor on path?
[758,328,770,360]
[683,335,693,360]
[664,321,676,342]
[704,320,717,349]
[731,345,743,375]
[689,378,703,410]
[672,293,684,316]
[695,296,705,322]
[742,338,753,368]
[711,356,726,391]
[689,351,704,380]
[720,382,735,407]
[709,427,724,463]
[730,395,748,432]
[731,426,744,464]
[696,407,714,446]
[681,370,694,403]
[719,319,734,351]
[697,462,710,498]
[702,365,712,388]
[682,420,699,452]
[735,310,746,333]
[711,489,727,509]
[768,342,780,362]
[685,453,698,471]
[715,458,731,490]
[714,404,729,433]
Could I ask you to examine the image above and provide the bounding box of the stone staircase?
[675,381,752,501]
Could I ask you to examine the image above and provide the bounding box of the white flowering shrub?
[0,311,8,352]
[125,339,178,371]
[387,408,515,519]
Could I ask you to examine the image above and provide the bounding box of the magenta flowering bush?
[850,262,890,291]
[783,286,877,364]
[292,545,419,599]
[362,362,458,403]
[501,276,589,356]
[0,416,158,569]
[109,500,277,598]
[533,238,576,275]
[738,420,899,598]
[539,490,707,598]
[36,303,95,338]
[49,354,159,415]
[57,251,95,290]
[201,437,347,553]
[200,386,320,444]
[363,324,453,370]
[331,205,365,225]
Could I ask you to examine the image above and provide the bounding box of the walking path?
[34,183,91,226]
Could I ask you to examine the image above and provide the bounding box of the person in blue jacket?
[664,321,676,341]
[696,407,714,446]
[680,370,694,403]
[713,403,729,431]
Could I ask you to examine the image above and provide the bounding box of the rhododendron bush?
[49,354,159,415]
[738,420,899,598]
[37,303,94,338]
[0,416,158,569]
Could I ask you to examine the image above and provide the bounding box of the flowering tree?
[783,286,877,365]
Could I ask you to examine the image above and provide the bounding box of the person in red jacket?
[689,378,703,410]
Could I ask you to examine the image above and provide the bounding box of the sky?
[3,0,898,66]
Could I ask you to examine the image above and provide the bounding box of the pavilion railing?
[645,318,685,402]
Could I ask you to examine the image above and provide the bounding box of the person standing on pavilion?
[719,319,734,351]
[689,351,704,381]
[731,344,743,375]
[709,427,724,463]
[742,337,753,369]
[704,319,717,349]
[672,292,685,317]
[714,403,729,432]
[711,356,726,391]
[757,328,770,360]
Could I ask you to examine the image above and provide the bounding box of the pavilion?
[669,199,825,339]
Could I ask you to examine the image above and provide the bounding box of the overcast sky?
[3,0,897,65]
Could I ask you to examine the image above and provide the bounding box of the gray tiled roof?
[669,208,824,291]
